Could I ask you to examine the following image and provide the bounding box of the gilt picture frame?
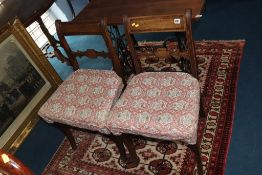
[0,19,62,152]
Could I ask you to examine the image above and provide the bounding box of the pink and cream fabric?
[107,72,200,144]
[38,69,124,134]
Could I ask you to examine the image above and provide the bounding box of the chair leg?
[108,134,127,161]
[188,144,203,175]
[121,134,140,168]
[54,123,77,150]
[200,95,206,118]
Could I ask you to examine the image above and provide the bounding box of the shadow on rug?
[42,40,245,175]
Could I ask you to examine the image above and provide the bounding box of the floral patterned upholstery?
[38,69,124,134]
[107,72,200,144]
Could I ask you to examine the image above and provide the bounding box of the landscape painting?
[0,19,62,151]
[0,36,45,136]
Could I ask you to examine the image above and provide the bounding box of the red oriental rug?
[42,40,245,175]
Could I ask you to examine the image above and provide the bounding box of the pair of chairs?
[38,9,203,174]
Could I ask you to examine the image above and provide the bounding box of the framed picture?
[0,19,62,152]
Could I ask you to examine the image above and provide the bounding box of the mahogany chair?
[122,8,205,118]
[107,9,203,174]
[38,18,130,162]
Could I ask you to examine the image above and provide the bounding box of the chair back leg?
[121,134,140,168]
[108,134,127,161]
[200,95,206,118]
[188,144,203,175]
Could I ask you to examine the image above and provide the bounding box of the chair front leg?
[108,134,127,161]
[121,134,140,168]
[54,122,77,150]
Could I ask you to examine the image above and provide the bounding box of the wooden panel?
[55,20,102,35]
[74,0,205,25]
[129,15,186,33]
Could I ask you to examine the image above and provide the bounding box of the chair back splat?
[55,18,124,78]
[123,9,198,79]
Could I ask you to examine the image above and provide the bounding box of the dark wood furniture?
[38,18,138,166]
[69,0,205,76]
[124,9,198,77]
[44,2,205,170]
[122,9,203,174]
[0,149,34,175]
[55,18,123,78]
[123,7,206,116]
[73,0,206,25]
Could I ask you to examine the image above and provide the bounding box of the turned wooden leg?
[54,123,77,150]
[188,144,203,175]
[108,134,127,161]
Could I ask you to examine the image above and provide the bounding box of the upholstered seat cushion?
[38,69,124,134]
[107,72,200,144]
